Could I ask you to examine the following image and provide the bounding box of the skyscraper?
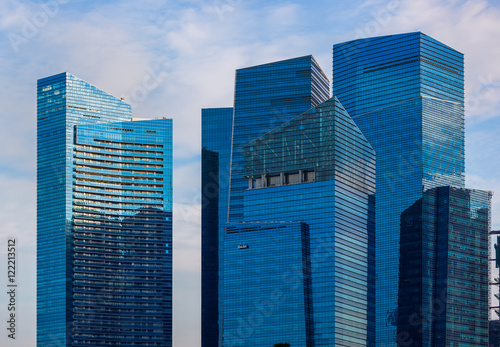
[222,97,376,346]
[223,221,313,347]
[397,186,491,346]
[228,55,330,223]
[332,32,465,345]
[37,72,173,346]
[202,56,330,346]
[201,107,233,347]
[490,230,500,346]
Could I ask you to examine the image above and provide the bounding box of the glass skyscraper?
[201,107,233,347]
[228,55,330,223]
[397,186,491,346]
[202,61,377,342]
[490,230,500,346]
[202,56,330,346]
[37,73,173,346]
[231,97,376,346]
[223,221,313,347]
[332,32,465,345]
[203,32,488,346]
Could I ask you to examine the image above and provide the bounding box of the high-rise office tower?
[398,186,491,346]
[202,56,330,346]
[490,230,500,346]
[228,56,330,223]
[201,107,233,346]
[223,221,313,347]
[222,97,376,346]
[332,32,466,345]
[37,72,173,346]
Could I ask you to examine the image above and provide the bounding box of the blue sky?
[0,0,499,346]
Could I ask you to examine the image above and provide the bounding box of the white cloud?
[264,3,301,29]
[172,201,201,347]
[173,202,201,273]
[372,0,500,120]
[0,175,36,247]
[0,0,29,30]
[1,0,500,345]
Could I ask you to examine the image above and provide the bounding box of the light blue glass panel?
[333,32,465,345]
[234,98,375,346]
[37,73,172,346]
[37,73,131,346]
[222,222,312,347]
[201,107,233,346]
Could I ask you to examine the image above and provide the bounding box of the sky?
[0,0,499,346]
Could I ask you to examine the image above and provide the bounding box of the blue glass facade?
[398,186,491,346]
[201,107,233,347]
[223,222,312,347]
[491,320,500,347]
[332,32,465,345]
[237,97,375,346]
[228,56,330,223]
[202,56,330,346]
[37,73,172,346]
[490,231,500,346]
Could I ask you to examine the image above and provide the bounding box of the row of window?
[248,170,316,189]
[76,157,164,169]
[76,145,164,156]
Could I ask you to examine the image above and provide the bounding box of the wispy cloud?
[344,0,500,229]
[1,1,499,346]
[376,0,500,120]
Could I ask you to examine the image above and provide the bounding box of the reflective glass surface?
[201,107,233,346]
[398,187,490,346]
[204,57,378,345]
[37,73,172,346]
[202,56,331,346]
[332,32,465,345]
[72,119,172,346]
[238,98,376,346]
[228,56,330,223]
[222,222,312,347]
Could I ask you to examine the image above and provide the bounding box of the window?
[304,171,315,182]
[286,173,300,184]
[267,175,280,187]
[253,177,261,188]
